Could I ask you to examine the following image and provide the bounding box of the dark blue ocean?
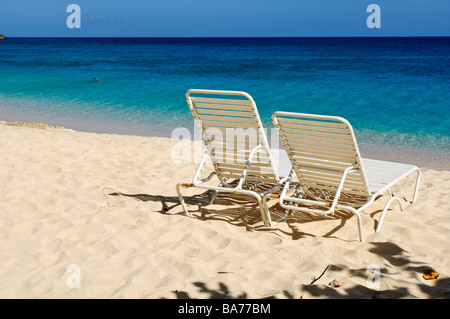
[0,37,449,163]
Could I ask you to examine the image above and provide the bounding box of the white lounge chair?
[176,90,290,225]
[271,111,421,241]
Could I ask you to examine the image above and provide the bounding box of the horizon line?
[2,35,449,39]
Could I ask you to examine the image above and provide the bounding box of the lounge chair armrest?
[193,144,267,192]
[260,165,296,197]
[235,144,266,189]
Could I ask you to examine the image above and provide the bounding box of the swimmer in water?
[94,77,101,82]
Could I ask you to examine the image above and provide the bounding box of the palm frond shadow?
[169,242,450,299]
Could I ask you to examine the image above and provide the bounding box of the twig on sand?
[310,265,330,284]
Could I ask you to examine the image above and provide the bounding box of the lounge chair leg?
[412,168,421,203]
[263,196,281,227]
[209,190,219,204]
[346,207,364,242]
[249,192,270,227]
[264,195,290,225]
[355,211,364,242]
[376,196,404,233]
[176,182,192,216]
[261,200,271,227]
[356,213,364,242]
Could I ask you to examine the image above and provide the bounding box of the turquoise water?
[0,37,449,152]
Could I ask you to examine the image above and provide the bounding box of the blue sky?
[0,0,448,37]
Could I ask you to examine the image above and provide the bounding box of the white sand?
[0,121,449,299]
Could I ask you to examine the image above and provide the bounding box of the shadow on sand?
[103,187,361,239]
[103,188,449,299]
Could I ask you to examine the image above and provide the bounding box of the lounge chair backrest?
[186,89,279,184]
[272,112,371,197]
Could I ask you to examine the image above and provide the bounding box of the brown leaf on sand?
[422,269,439,280]
[329,279,344,288]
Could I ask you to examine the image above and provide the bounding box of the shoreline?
[1,117,449,171]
